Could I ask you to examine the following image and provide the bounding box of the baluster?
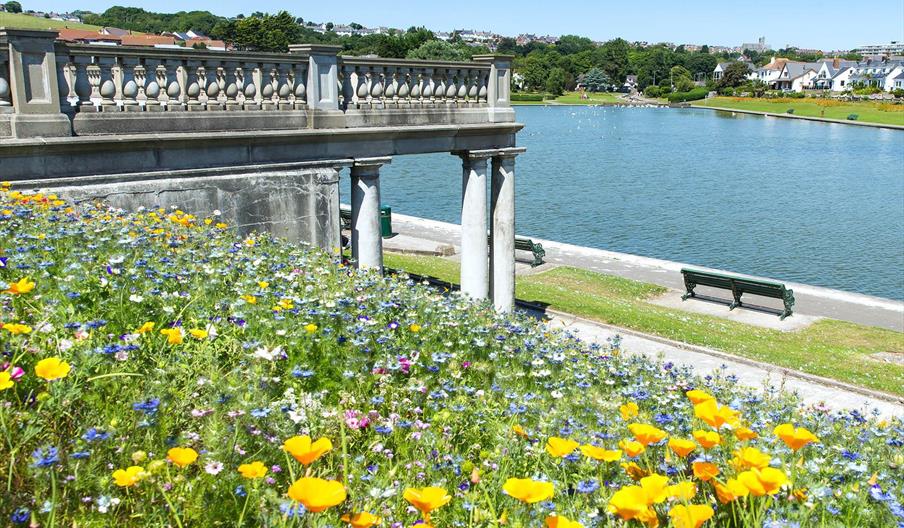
[446,68,459,104]
[397,68,410,107]
[58,57,78,112]
[224,64,240,111]
[260,66,276,110]
[410,69,423,106]
[82,60,101,112]
[457,69,468,104]
[207,65,224,110]
[478,69,488,104]
[250,65,264,109]
[238,66,256,110]
[0,54,9,108]
[121,59,141,112]
[277,65,292,110]
[467,69,479,105]
[293,62,308,110]
[385,68,398,107]
[99,57,118,112]
[433,69,445,105]
[144,62,164,112]
[167,62,186,111]
[185,63,203,111]
[353,67,367,109]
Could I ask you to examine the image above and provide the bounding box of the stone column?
[0,28,71,137]
[471,54,516,123]
[288,44,345,128]
[455,150,494,300]
[351,157,391,272]
[490,147,526,312]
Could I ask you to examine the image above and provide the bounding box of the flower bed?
[1,185,902,527]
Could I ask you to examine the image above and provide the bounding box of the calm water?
[374,106,904,300]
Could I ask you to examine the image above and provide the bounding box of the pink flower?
[9,366,24,380]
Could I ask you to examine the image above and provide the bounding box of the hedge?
[511,93,547,102]
[667,87,709,103]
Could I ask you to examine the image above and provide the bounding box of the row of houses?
[713,56,904,92]
[55,27,227,50]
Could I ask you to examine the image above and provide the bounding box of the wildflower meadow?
[0,184,902,527]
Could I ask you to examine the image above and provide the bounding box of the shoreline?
[691,103,904,130]
[387,212,904,330]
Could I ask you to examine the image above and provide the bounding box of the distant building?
[854,42,904,57]
[740,36,769,52]
[712,61,753,80]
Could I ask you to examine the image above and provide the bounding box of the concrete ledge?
[694,104,904,131]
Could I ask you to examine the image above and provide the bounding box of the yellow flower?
[35,357,71,381]
[732,447,771,470]
[512,424,530,439]
[502,478,554,504]
[409,323,421,333]
[189,328,209,340]
[166,447,198,468]
[621,461,649,481]
[342,512,382,528]
[0,371,14,391]
[160,328,184,345]
[258,281,269,289]
[667,438,696,458]
[545,437,579,458]
[403,486,452,520]
[3,277,35,295]
[619,402,639,421]
[692,429,721,449]
[667,481,697,501]
[288,477,346,512]
[215,222,228,229]
[693,399,740,429]
[668,504,714,528]
[618,439,646,458]
[607,485,656,525]
[685,389,715,405]
[639,473,669,504]
[580,444,622,462]
[737,467,788,496]
[2,323,31,335]
[136,321,155,334]
[773,423,819,451]
[545,515,583,528]
[304,323,318,334]
[628,423,668,446]
[714,478,750,504]
[238,461,268,479]
[734,427,758,441]
[241,294,257,304]
[691,461,720,482]
[283,435,332,465]
[112,466,146,487]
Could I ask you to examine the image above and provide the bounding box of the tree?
[670,65,694,92]
[406,40,472,62]
[349,22,363,30]
[556,35,594,55]
[217,11,301,52]
[718,61,752,88]
[545,67,568,95]
[595,38,630,82]
[5,1,22,13]
[581,68,611,92]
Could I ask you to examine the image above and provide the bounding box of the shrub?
[643,85,661,98]
[719,87,734,96]
[847,113,859,120]
[666,87,708,103]
[511,93,546,102]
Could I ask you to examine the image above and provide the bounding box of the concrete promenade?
[386,212,904,332]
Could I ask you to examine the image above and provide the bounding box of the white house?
[891,71,904,91]
[770,62,819,91]
[748,57,788,84]
[713,61,752,80]
[812,59,857,91]
[846,60,904,91]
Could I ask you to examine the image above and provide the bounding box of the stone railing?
[0,28,513,138]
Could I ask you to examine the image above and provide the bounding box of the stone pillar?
[288,44,345,128]
[490,147,526,312]
[0,28,71,138]
[456,150,494,300]
[351,157,390,272]
[472,54,515,123]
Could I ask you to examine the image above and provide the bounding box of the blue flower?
[11,508,29,524]
[235,485,247,497]
[71,451,91,459]
[31,446,60,468]
[280,502,305,518]
[132,398,160,415]
[83,428,111,442]
[576,480,599,493]
[250,408,271,418]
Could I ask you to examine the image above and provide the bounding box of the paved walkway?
[387,213,904,332]
[546,312,902,418]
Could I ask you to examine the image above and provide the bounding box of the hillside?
[0,12,102,31]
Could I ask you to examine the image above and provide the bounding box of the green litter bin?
[380,206,392,238]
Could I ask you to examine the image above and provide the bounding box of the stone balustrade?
[0,28,514,138]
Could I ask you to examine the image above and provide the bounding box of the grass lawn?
[692,96,904,126]
[0,12,102,31]
[385,253,904,396]
[511,92,628,106]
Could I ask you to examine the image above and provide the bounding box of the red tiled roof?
[120,34,177,46]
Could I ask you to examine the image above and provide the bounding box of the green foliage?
[643,85,661,98]
[717,61,752,88]
[213,11,301,52]
[580,68,611,92]
[545,67,568,96]
[83,6,225,34]
[5,0,22,13]
[510,93,547,101]
[666,87,709,103]
[406,40,473,62]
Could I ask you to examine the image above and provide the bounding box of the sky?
[22,0,904,51]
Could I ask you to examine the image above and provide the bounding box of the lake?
[372,105,904,300]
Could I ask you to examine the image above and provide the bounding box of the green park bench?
[488,234,546,267]
[680,268,795,320]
